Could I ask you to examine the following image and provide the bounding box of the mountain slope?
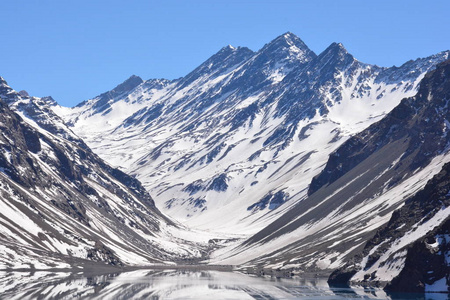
[328,61,450,293]
[210,60,450,279]
[55,32,450,236]
[329,161,450,293]
[0,77,207,269]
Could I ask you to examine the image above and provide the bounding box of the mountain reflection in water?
[0,269,445,299]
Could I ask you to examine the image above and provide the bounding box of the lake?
[0,269,446,299]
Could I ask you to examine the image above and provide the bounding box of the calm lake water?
[0,269,447,300]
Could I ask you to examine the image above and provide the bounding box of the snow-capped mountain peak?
[260,31,316,63]
[250,32,316,76]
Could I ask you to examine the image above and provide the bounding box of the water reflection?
[0,269,446,299]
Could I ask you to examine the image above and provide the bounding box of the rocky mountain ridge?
[0,77,208,269]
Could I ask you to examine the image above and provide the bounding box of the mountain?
[0,77,208,269]
[211,60,450,291]
[54,32,450,237]
[328,60,450,293]
[1,31,449,293]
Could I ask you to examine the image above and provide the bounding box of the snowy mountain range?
[0,32,449,293]
[56,33,448,234]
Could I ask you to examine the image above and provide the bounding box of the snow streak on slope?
[55,33,450,236]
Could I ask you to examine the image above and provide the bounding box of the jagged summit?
[258,32,316,64]
[268,31,309,49]
[178,44,254,87]
[41,95,58,106]
[18,90,29,97]
[0,76,16,104]
[215,44,254,57]
[222,44,237,51]
[127,74,143,81]
[109,74,143,95]
[316,41,355,66]
[75,74,144,110]
[326,42,348,54]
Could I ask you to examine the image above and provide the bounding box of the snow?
[327,74,424,136]
[0,191,42,238]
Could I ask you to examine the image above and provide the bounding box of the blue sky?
[1,0,449,107]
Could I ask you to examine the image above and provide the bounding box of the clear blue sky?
[1,0,449,107]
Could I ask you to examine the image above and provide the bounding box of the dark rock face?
[0,77,89,149]
[18,90,29,97]
[385,218,449,293]
[247,190,288,212]
[106,166,157,210]
[207,173,228,192]
[328,269,358,287]
[183,180,205,196]
[124,102,164,127]
[86,241,123,266]
[0,100,45,187]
